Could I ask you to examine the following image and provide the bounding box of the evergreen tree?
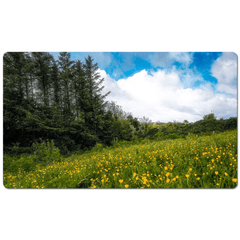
[3,52,31,102]
[50,60,61,110]
[58,52,75,123]
[25,53,36,101]
[3,52,39,149]
[31,52,54,106]
[72,60,87,119]
[83,56,110,136]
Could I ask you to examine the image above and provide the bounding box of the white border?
[0,1,239,240]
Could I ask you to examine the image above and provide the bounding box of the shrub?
[4,155,36,173]
[3,155,19,172]
[90,143,105,153]
[32,140,61,165]
[9,143,33,155]
[164,133,181,140]
[140,139,151,144]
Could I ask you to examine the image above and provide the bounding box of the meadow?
[3,129,237,189]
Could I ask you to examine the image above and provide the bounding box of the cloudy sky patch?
[52,52,237,122]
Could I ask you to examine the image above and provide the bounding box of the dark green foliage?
[3,155,36,174]
[58,52,75,120]
[32,140,61,164]
[149,117,237,141]
[90,143,106,153]
[72,60,87,118]
[31,52,54,106]
[203,113,216,120]
[51,61,61,108]
[83,56,111,136]
[4,140,63,174]
[3,52,114,154]
[129,117,140,131]
[223,117,237,130]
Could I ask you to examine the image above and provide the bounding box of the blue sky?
[51,52,237,122]
[52,52,221,81]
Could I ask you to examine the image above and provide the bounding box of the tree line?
[3,52,139,154]
[3,52,237,155]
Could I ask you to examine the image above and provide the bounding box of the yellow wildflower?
[166,172,170,177]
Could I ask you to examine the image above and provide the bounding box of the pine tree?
[4,52,125,153]
[3,52,38,148]
[51,61,61,108]
[58,52,75,123]
[3,52,31,102]
[25,53,36,101]
[72,60,87,119]
[31,52,54,107]
[83,56,110,136]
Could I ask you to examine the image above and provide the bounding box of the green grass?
[3,130,237,188]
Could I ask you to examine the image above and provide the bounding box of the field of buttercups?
[3,130,237,188]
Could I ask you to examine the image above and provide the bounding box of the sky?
[52,52,238,123]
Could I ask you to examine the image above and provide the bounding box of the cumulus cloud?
[211,52,237,97]
[99,68,237,123]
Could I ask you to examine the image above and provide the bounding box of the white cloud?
[148,52,193,68]
[169,52,193,66]
[99,68,237,123]
[211,52,237,97]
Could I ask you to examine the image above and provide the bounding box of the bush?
[90,143,105,153]
[32,140,61,164]
[140,139,151,144]
[164,133,181,140]
[3,155,19,172]
[4,155,36,173]
[7,142,33,155]
[54,135,76,155]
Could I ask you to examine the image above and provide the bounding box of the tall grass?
[3,130,237,188]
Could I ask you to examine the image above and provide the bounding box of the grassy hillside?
[3,130,237,188]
